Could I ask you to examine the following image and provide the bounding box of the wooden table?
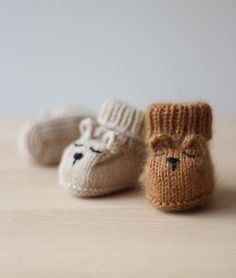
[0,118,236,278]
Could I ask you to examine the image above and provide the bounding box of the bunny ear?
[79,118,96,139]
[102,130,116,149]
[182,134,206,157]
[150,134,173,151]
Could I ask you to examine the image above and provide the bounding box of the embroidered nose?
[166,157,180,171]
[73,152,83,165]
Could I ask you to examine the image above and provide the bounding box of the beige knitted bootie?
[59,99,145,197]
[17,105,95,166]
[144,102,215,211]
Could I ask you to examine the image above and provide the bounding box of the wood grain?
[0,118,236,278]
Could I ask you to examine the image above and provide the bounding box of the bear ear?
[150,134,173,152]
[182,134,206,158]
[79,118,96,140]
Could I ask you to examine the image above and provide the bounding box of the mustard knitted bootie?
[144,102,214,211]
[59,99,145,197]
[17,105,95,166]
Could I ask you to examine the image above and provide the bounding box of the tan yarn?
[17,105,95,166]
[59,99,145,197]
[144,102,214,211]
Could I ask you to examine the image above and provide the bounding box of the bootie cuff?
[146,102,212,140]
[98,99,144,141]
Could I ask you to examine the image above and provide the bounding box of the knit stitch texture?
[59,99,145,197]
[144,102,215,211]
[17,105,95,166]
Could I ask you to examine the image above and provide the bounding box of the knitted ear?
[102,130,116,149]
[150,134,173,152]
[182,134,206,158]
[79,118,96,139]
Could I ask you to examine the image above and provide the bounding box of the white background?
[0,0,235,116]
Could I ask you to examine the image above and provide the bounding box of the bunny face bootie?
[144,103,214,211]
[59,99,145,197]
[17,105,95,166]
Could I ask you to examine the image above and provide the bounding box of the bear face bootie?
[17,105,95,166]
[59,99,145,197]
[144,102,214,211]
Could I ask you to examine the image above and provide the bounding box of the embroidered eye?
[181,135,206,159]
[90,147,102,154]
[182,150,195,158]
[74,143,84,147]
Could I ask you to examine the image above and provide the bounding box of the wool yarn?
[144,102,215,211]
[17,105,95,166]
[59,99,145,197]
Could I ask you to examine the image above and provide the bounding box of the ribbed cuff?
[98,99,144,141]
[146,102,212,140]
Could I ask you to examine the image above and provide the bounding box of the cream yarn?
[17,105,95,166]
[59,99,145,197]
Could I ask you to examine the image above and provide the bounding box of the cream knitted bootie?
[59,99,145,197]
[144,102,215,211]
[17,105,95,166]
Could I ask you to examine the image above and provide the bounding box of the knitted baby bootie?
[59,99,145,197]
[17,105,95,166]
[144,102,214,211]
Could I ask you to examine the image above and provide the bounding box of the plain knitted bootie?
[59,99,145,197]
[144,102,214,211]
[17,105,95,166]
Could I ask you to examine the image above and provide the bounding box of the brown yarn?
[144,102,215,211]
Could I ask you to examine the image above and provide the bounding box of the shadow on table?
[71,180,236,216]
[72,183,144,201]
[182,184,236,216]
[209,186,236,213]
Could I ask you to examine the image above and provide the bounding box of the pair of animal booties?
[18,99,145,197]
[18,99,215,211]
